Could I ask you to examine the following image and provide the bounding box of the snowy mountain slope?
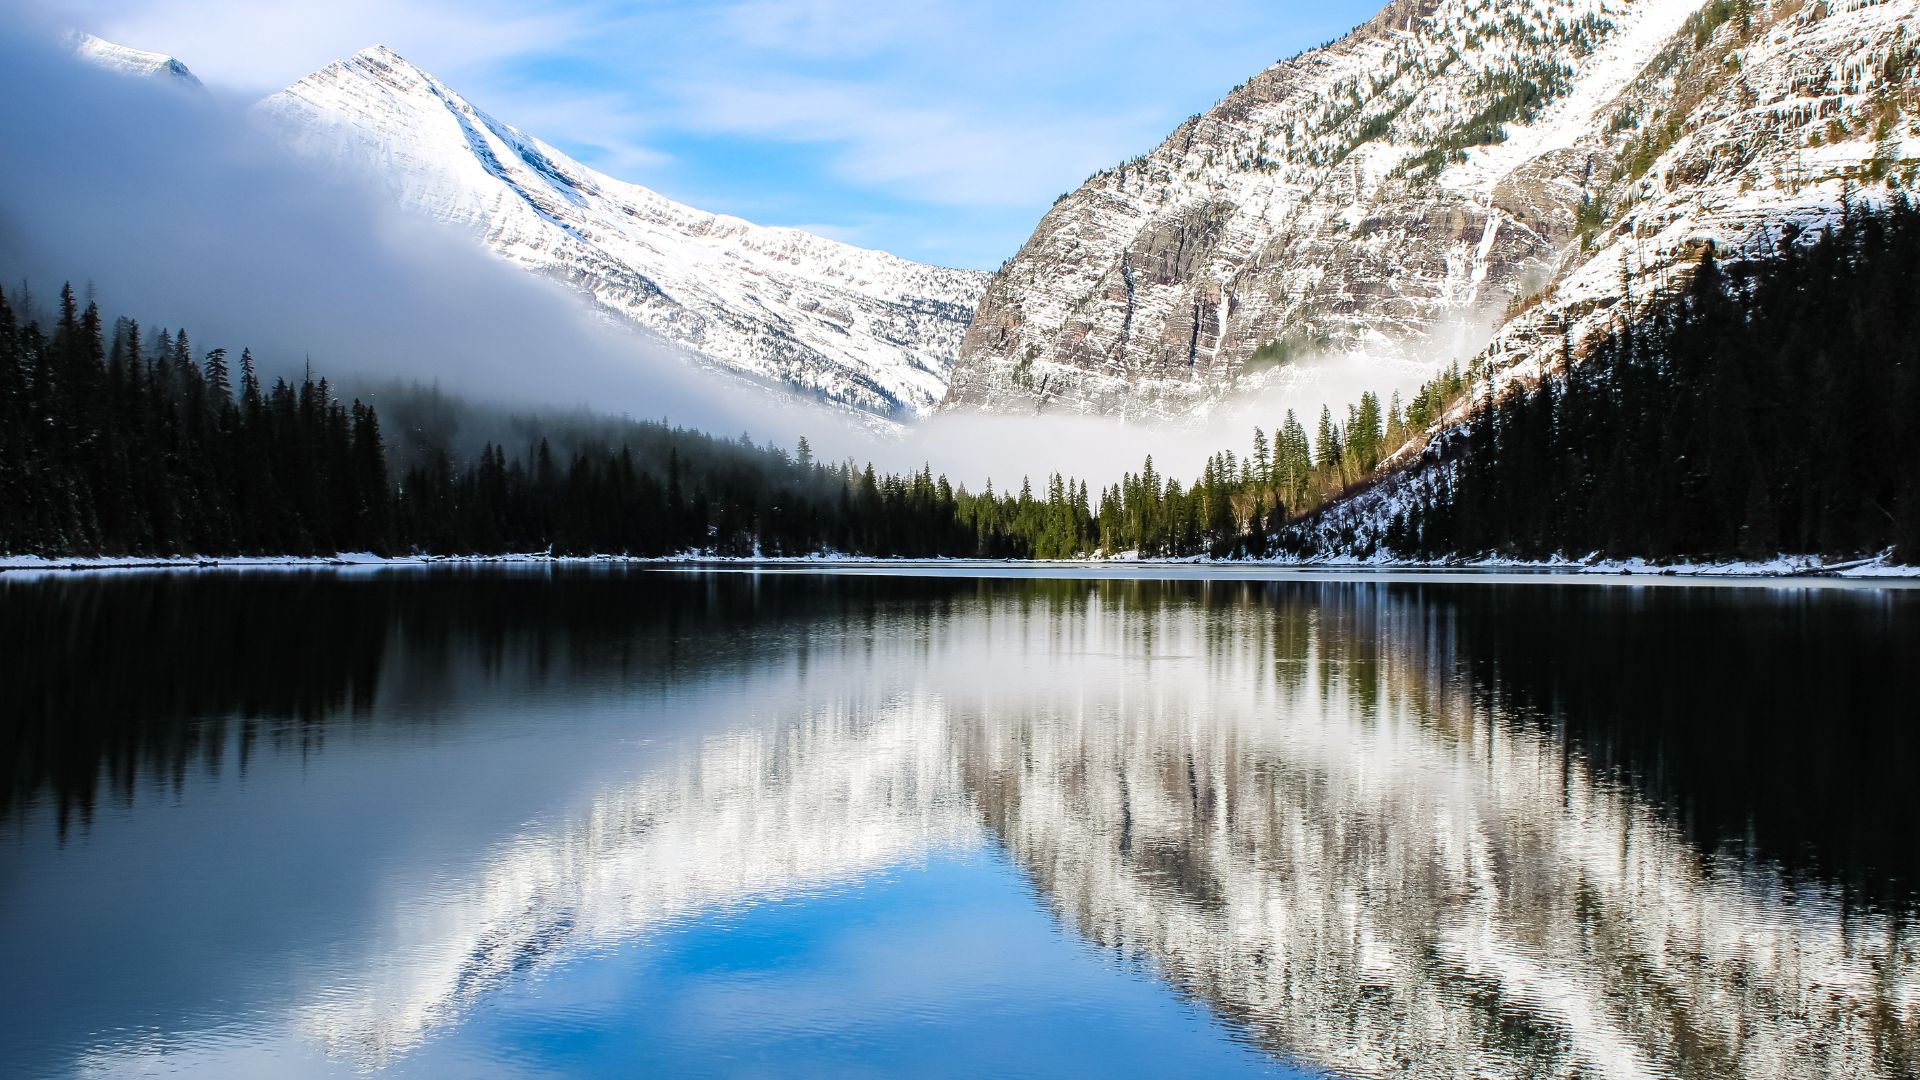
[1290,0,1920,556]
[260,46,986,420]
[1473,0,1920,379]
[73,32,201,87]
[943,0,1920,420]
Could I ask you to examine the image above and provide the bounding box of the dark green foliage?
[0,287,389,557]
[1620,111,1683,181]
[23,194,1912,570]
[1244,328,1329,373]
[1404,361,1470,431]
[1393,200,1920,563]
[1574,193,1611,242]
[1688,0,1753,48]
[0,286,1123,559]
[1400,59,1575,179]
[1,282,1417,561]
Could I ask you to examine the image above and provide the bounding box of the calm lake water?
[3,567,1917,1079]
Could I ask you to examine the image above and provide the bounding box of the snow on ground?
[3,551,1914,583]
[1255,551,1920,579]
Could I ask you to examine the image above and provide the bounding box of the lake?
[2,566,1917,1078]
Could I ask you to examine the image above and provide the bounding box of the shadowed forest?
[3,203,1916,563]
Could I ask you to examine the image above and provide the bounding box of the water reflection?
[954,586,1920,1078]
[3,570,1916,1078]
[305,696,981,1066]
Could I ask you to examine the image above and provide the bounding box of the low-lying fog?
[0,18,1469,493]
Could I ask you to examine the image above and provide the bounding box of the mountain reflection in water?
[3,569,1916,1079]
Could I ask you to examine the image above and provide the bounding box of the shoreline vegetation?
[4,205,1915,569]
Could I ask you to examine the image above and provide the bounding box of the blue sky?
[53,0,1377,269]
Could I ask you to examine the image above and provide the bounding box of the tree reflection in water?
[4,569,1915,1078]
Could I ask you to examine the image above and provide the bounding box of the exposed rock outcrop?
[944,0,1920,421]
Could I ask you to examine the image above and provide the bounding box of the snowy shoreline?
[2,550,1916,584]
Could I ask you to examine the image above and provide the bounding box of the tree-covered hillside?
[5,202,1916,564]
[1362,199,1920,563]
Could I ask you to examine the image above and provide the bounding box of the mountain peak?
[261,48,987,421]
[319,44,442,96]
[73,32,201,88]
[342,43,419,74]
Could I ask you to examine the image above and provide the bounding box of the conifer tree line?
[1373,199,1920,563]
[1,280,1412,560]
[1077,389,1420,558]
[0,284,391,556]
[11,197,1911,564]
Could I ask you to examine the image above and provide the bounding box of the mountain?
[261,46,986,421]
[73,32,201,87]
[943,0,1920,419]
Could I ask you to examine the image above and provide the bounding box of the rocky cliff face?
[1477,0,1920,376]
[262,47,987,422]
[943,0,1920,420]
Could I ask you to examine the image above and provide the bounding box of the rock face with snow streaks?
[263,46,987,420]
[1477,0,1920,372]
[943,0,1920,419]
[1289,0,1920,554]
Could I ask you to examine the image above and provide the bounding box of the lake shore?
[3,550,1917,585]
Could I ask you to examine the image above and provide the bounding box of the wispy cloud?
[492,87,676,176]
[713,0,963,60]
[0,24,834,452]
[665,75,1159,207]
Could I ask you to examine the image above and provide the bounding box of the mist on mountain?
[0,23,856,458]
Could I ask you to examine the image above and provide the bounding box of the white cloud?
[493,88,675,176]
[715,0,961,60]
[2,25,883,451]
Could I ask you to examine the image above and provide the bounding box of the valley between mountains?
[30,0,1920,566]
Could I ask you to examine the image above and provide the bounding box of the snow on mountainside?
[1471,0,1920,382]
[73,33,201,87]
[1294,0,1920,558]
[261,46,986,421]
[944,0,1920,420]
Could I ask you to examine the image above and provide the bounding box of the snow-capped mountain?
[943,0,1920,419]
[73,32,201,87]
[261,46,986,420]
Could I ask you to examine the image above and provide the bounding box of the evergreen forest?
[1374,199,1920,563]
[2,201,1914,564]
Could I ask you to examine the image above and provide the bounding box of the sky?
[44,0,1377,270]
